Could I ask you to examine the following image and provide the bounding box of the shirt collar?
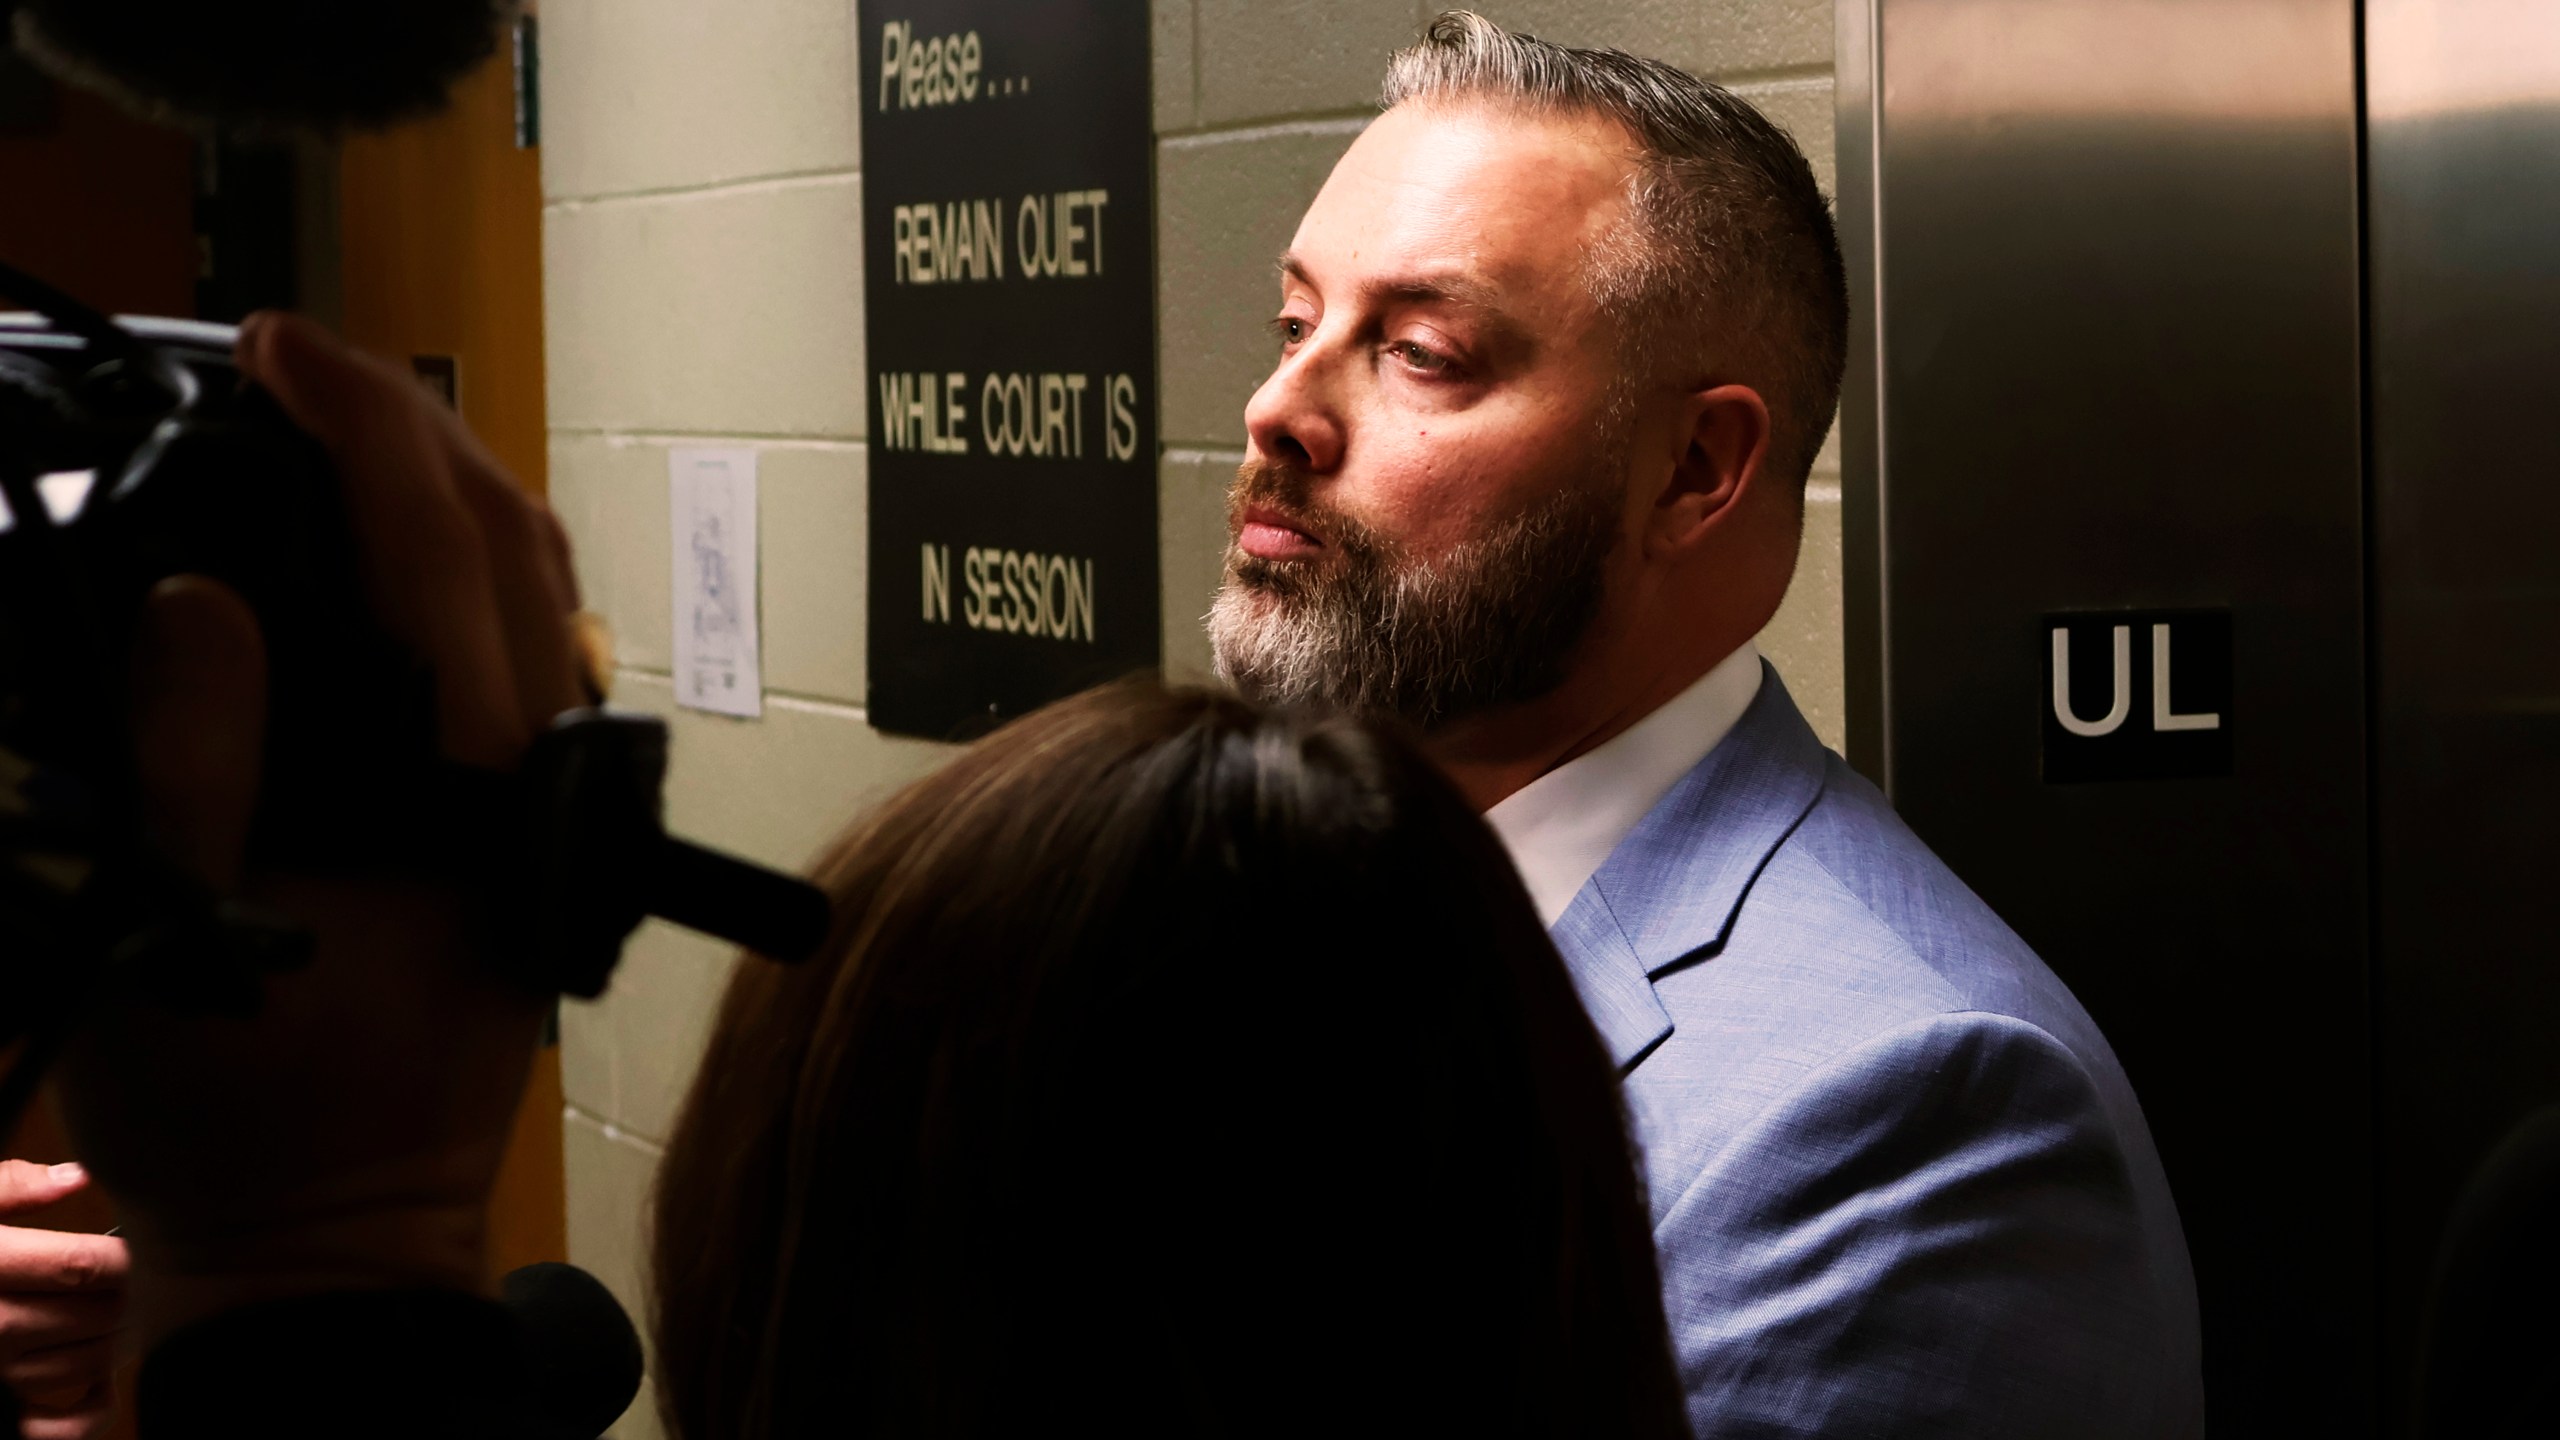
[1484,643,1764,925]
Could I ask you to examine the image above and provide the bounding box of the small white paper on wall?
[670,446,762,718]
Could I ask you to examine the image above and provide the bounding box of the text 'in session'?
[920,543,1097,643]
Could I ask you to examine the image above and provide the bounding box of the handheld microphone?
[503,1263,645,1440]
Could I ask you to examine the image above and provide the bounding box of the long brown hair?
[650,682,1684,1438]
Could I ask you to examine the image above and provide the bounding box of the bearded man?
[1210,15,2204,1437]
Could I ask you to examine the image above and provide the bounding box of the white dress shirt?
[1484,644,1764,924]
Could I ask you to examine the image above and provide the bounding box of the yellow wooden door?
[338,33,564,1284]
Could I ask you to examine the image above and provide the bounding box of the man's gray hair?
[1383,11,1848,490]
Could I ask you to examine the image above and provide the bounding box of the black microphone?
[652,837,835,964]
[9,0,512,133]
[503,1263,644,1440]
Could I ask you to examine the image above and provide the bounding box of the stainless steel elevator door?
[2367,3,2560,1431]
[1838,0,2370,1428]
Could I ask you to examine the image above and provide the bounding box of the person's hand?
[0,1164,123,1440]
[48,312,587,1351]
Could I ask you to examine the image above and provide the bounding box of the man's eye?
[1392,341,1452,374]
[1268,316,1310,346]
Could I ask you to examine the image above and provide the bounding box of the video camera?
[0,260,830,1119]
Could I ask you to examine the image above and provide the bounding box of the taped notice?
[670,447,761,718]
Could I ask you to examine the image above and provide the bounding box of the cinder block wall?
[540,4,1836,1435]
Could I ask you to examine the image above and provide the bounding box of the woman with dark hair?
[651,681,1687,1439]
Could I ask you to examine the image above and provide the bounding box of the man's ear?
[1647,384,1771,556]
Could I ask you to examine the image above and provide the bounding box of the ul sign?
[2041,609,2233,782]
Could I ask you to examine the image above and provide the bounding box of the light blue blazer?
[1554,666,2203,1438]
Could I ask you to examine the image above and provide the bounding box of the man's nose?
[1244,347,1347,473]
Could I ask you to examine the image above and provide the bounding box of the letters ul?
[2052,623,2223,737]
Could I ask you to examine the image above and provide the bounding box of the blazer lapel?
[1552,884,1674,1070]
[1547,664,1833,1070]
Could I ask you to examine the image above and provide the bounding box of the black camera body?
[0,313,431,854]
[0,272,826,1056]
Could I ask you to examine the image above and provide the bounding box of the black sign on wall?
[859,3,1160,739]
[2041,609,2234,782]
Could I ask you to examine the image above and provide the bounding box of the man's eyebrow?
[1276,252,1511,316]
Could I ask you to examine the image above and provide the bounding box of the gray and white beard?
[1207,453,1624,734]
